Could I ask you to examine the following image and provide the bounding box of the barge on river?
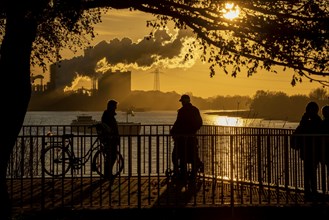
[70,115,141,135]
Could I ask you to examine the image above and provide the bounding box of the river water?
[24,110,299,129]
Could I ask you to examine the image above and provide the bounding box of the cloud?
[92,28,199,71]
[54,28,200,90]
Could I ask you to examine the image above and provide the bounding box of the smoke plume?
[55,29,200,91]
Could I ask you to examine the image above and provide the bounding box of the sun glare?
[223,3,240,20]
[214,116,244,127]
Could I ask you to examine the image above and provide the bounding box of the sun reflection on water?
[213,116,244,127]
[202,113,298,129]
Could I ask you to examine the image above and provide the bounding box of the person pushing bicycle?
[101,99,120,180]
[170,94,203,182]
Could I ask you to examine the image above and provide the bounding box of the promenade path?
[9,175,329,220]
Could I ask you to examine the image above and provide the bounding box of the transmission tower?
[151,68,163,91]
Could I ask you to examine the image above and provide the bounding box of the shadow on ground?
[14,205,329,220]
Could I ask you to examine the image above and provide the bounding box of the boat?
[70,115,99,134]
[70,115,141,135]
[71,115,98,126]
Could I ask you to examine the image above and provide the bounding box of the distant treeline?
[28,90,251,112]
[249,89,328,122]
[29,88,329,122]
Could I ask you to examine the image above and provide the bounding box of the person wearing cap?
[170,94,203,182]
[101,99,120,180]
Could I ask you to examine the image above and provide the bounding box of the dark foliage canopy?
[1,0,328,86]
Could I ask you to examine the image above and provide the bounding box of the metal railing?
[7,124,329,211]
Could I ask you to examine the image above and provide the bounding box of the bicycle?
[165,136,204,186]
[41,123,124,179]
[165,161,204,184]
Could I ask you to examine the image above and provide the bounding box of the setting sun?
[223,3,240,20]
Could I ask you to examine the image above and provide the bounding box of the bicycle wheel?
[92,149,124,179]
[41,145,71,177]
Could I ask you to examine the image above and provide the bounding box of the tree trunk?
[0,8,37,219]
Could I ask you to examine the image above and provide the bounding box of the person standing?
[320,105,329,165]
[320,105,329,128]
[320,105,329,188]
[170,94,203,182]
[101,99,120,180]
[293,101,322,201]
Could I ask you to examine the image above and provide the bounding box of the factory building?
[97,70,131,102]
[34,61,131,102]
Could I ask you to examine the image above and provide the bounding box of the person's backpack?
[290,125,306,160]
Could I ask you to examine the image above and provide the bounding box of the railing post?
[211,135,216,204]
[284,135,290,193]
[128,136,132,177]
[229,135,234,210]
[257,134,263,204]
[137,135,141,209]
[319,136,327,196]
[266,135,271,184]
[41,135,45,210]
[266,135,271,204]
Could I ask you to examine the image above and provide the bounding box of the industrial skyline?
[31,10,324,99]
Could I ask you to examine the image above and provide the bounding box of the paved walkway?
[8,176,329,220]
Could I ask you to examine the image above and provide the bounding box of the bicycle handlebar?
[44,133,74,146]
[62,134,74,139]
[88,123,102,129]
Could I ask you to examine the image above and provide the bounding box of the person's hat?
[179,94,190,102]
[107,99,118,108]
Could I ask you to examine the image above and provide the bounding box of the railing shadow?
[151,177,203,207]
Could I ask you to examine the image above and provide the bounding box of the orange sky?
[32,9,323,99]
